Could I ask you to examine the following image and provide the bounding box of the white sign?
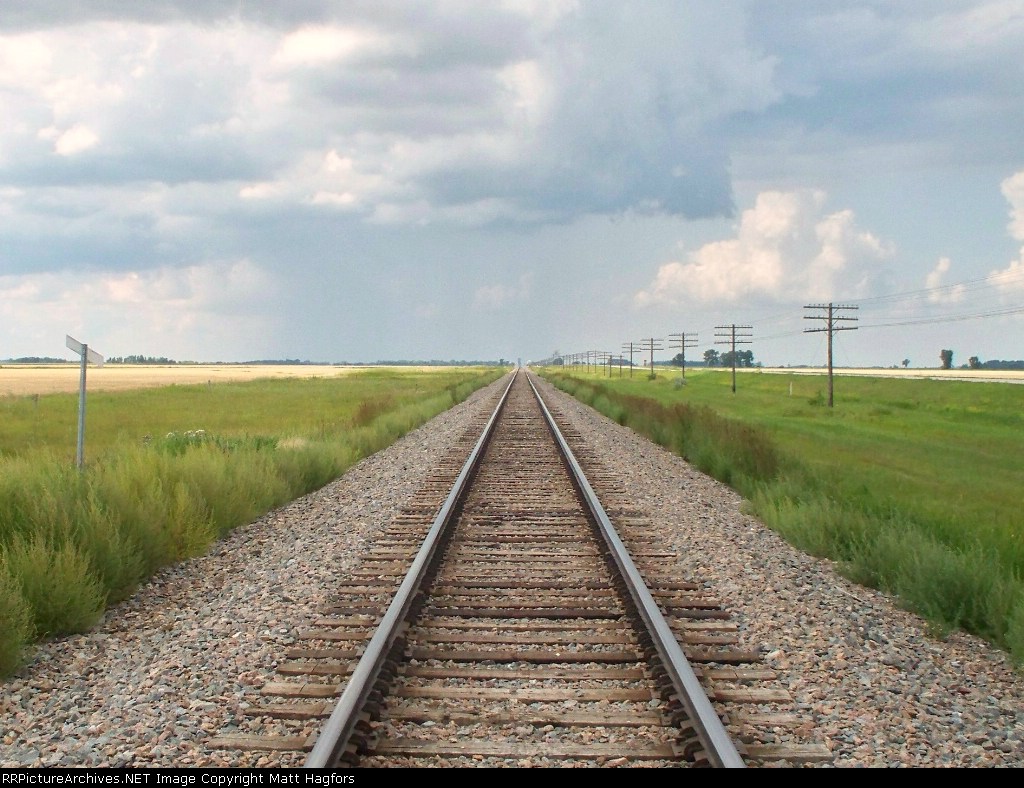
[66,335,105,367]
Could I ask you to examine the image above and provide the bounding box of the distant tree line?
[939,350,1024,371]
[624,349,760,368]
[965,357,1024,371]
[701,349,756,368]
[103,355,320,365]
[370,359,511,366]
[107,355,179,364]
[668,353,708,367]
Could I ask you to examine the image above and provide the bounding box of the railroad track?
[211,370,831,767]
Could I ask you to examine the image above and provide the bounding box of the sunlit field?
[0,366,505,675]
[758,366,1024,384]
[540,365,1024,663]
[0,363,374,396]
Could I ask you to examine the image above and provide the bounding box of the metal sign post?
[66,335,104,469]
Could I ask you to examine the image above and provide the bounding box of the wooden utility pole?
[803,303,858,407]
[668,331,698,380]
[714,324,753,393]
[622,341,639,378]
[639,337,664,378]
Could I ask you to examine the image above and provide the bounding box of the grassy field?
[0,366,505,676]
[539,366,1024,662]
[0,366,482,460]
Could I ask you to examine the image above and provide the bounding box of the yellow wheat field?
[0,364,365,396]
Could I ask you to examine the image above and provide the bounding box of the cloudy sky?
[1,1,1022,367]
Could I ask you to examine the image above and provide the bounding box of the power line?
[861,304,1024,329]
[851,266,1024,308]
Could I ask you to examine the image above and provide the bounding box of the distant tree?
[968,356,982,369]
[940,349,954,370]
[670,352,685,367]
[902,359,910,369]
[703,348,720,367]
[720,349,754,368]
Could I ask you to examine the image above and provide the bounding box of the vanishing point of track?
[211,369,831,767]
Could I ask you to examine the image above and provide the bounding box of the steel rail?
[304,369,519,768]
[526,373,746,768]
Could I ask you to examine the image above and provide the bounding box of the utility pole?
[714,324,753,393]
[668,331,698,380]
[622,341,639,378]
[804,303,858,407]
[639,337,664,379]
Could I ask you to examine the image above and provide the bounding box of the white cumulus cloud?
[52,124,99,156]
[926,257,965,303]
[634,189,892,307]
[272,25,395,67]
[1002,169,1024,242]
[989,169,1024,294]
[0,259,278,359]
[472,273,534,311]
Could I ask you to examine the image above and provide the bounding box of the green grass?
[0,369,493,460]
[0,367,504,675]
[540,367,1024,662]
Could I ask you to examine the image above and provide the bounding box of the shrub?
[4,536,106,636]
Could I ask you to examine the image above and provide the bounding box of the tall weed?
[3,536,105,636]
[0,560,32,674]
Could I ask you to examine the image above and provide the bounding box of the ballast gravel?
[1,371,1023,768]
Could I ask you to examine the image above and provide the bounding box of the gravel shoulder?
[2,372,1022,768]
